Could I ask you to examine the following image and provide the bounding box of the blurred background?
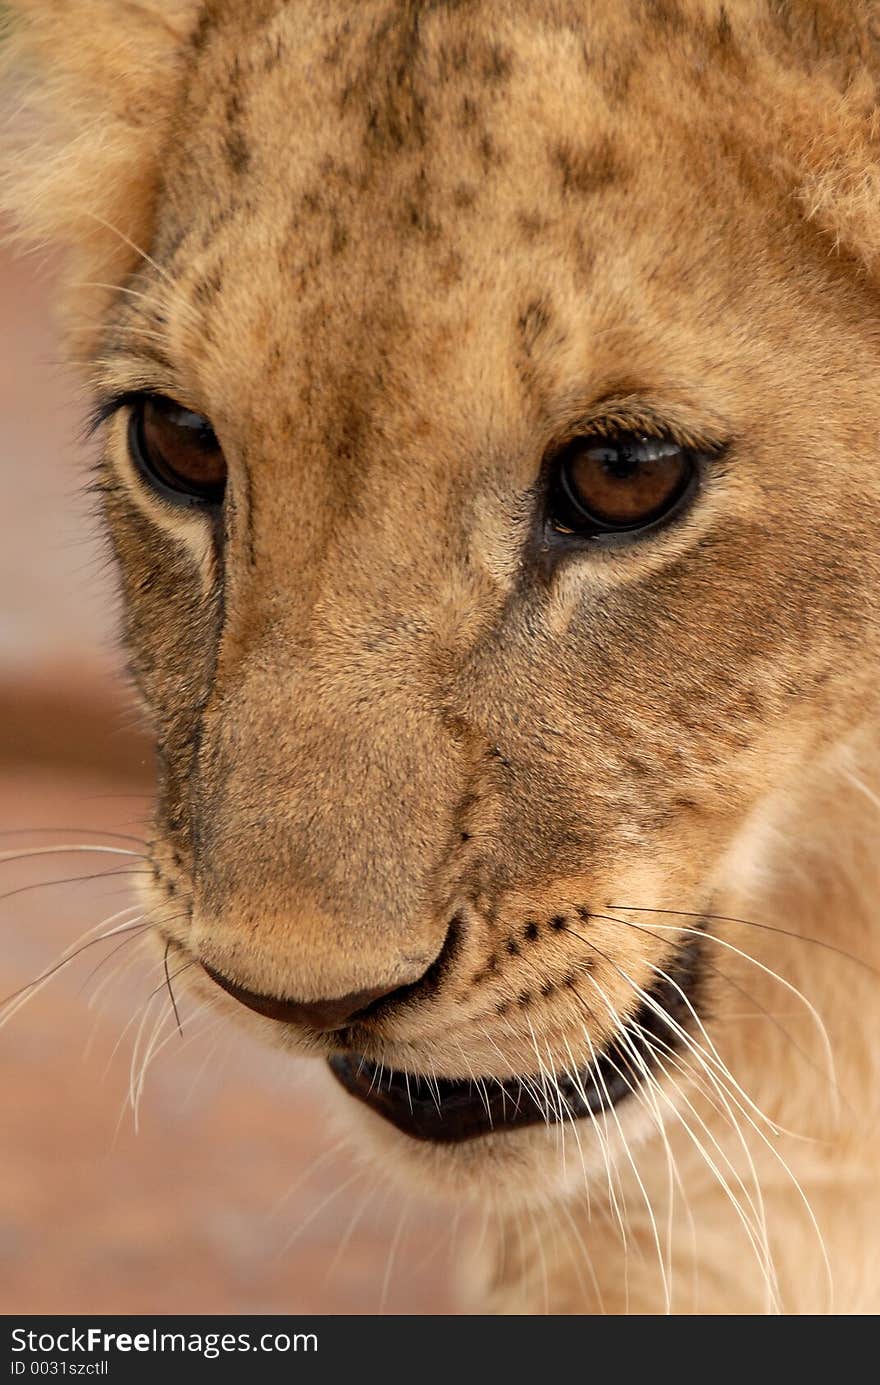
[0,241,460,1314]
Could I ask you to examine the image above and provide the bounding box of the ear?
[0,1,203,337]
[785,82,880,276]
[755,2,880,274]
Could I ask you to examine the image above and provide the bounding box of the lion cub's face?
[74,2,880,1191]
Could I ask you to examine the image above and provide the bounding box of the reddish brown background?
[0,243,460,1315]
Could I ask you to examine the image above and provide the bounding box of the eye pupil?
[129,395,226,507]
[550,431,694,537]
[604,452,637,480]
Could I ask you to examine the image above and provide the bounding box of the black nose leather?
[202,962,396,1033]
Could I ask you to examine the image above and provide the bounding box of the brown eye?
[549,433,695,536]
[128,395,226,507]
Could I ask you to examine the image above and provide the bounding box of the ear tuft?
[756,3,880,276]
[761,60,880,278]
[1,1,202,340]
[794,86,880,274]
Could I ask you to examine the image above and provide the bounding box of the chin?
[315,1051,661,1210]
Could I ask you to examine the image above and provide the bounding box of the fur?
[3,0,880,1313]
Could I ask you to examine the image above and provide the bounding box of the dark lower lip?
[329,931,704,1144]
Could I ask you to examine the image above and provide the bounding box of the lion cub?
[3,0,879,1313]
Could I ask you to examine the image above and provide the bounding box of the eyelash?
[86,390,152,440]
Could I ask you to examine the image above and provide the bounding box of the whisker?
[77,920,148,996]
[275,1169,364,1258]
[322,1182,375,1289]
[577,996,671,1311]
[0,866,151,910]
[265,1138,350,1222]
[561,920,785,1134]
[524,1199,551,1316]
[379,1199,411,1315]
[598,916,838,1118]
[574,968,779,1310]
[580,934,831,1306]
[164,941,184,1037]
[608,903,879,978]
[0,916,150,1022]
[557,1192,607,1314]
[560,1033,628,1245]
[0,829,146,846]
[591,911,845,1124]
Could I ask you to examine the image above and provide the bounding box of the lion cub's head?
[4,0,880,1196]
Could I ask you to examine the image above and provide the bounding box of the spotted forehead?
[159,5,635,274]
[132,1,790,451]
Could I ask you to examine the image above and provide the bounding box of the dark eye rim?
[126,393,226,510]
[543,431,703,548]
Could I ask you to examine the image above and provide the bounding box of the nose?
[202,961,400,1033]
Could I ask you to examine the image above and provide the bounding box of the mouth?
[329,931,704,1143]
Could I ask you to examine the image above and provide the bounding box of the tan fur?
[3,0,880,1313]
